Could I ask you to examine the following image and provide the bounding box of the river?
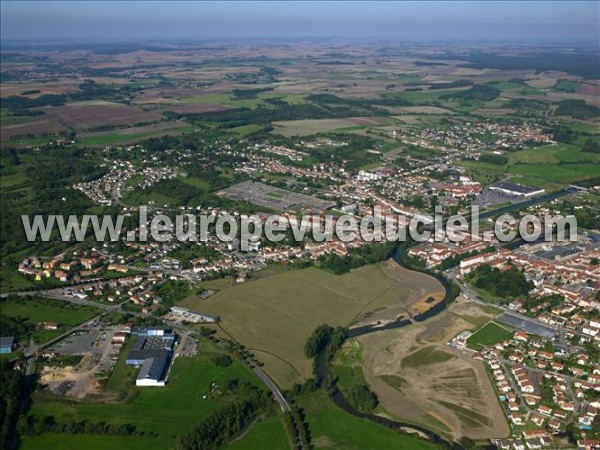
[314,248,463,449]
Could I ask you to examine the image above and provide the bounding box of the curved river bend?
[315,249,463,449]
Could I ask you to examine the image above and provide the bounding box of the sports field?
[466,321,513,350]
[181,262,443,387]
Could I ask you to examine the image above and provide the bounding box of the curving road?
[247,361,291,412]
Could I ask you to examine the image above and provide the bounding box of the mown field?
[272,116,393,137]
[181,263,434,387]
[77,122,196,147]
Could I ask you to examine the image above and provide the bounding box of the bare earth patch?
[357,259,445,325]
[360,303,509,441]
[40,353,103,399]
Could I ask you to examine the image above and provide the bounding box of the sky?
[1,1,599,43]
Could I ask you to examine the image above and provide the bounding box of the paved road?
[6,286,293,419]
[23,314,103,358]
[248,361,291,412]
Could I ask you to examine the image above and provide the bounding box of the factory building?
[125,331,175,387]
[488,181,545,198]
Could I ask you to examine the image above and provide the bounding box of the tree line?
[175,388,270,450]
[318,241,397,275]
[18,415,157,438]
[0,361,25,450]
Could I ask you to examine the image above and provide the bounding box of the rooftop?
[136,353,169,382]
[0,336,15,348]
[489,181,543,195]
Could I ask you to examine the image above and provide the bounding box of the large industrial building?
[488,181,545,198]
[170,306,219,323]
[126,331,175,387]
[135,353,170,387]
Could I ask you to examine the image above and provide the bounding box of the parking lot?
[497,312,556,339]
[218,181,335,212]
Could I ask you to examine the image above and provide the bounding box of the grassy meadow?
[181,263,416,387]
[298,391,439,450]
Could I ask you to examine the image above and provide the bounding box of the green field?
[0,170,28,188]
[229,123,264,136]
[401,346,454,369]
[182,92,306,109]
[554,80,581,93]
[27,349,264,449]
[460,141,600,184]
[122,189,177,206]
[273,118,362,136]
[181,263,419,387]
[78,124,195,147]
[507,163,599,183]
[466,322,513,350]
[20,433,166,450]
[331,339,369,391]
[226,416,291,450]
[299,391,438,450]
[2,296,100,343]
[1,297,99,326]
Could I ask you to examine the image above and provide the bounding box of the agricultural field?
[181,260,444,387]
[1,101,164,143]
[459,139,600,185]
[272,116,392,137]
[77,121,196,147]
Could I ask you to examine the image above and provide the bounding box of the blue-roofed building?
[0,337,15,354]
[124,332,175,387]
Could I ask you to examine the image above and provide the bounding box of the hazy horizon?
[1,1,599,44]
